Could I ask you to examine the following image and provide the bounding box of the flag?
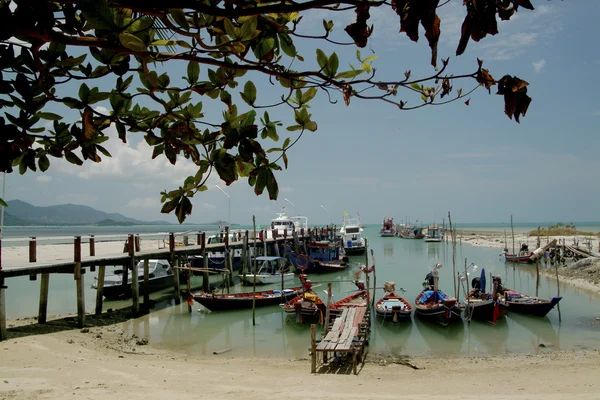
[344,211,348,216]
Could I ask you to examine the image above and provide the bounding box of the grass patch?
[527,223,600,237]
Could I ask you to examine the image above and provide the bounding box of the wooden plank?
[38,273,50,323]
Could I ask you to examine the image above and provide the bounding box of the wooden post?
[310,324,317,373]
[324,282,332,333]
[293,230,301,254]
[0,284,5,342]
[241,231,248,283]
[201,233,209,292]
[464,258,470,323]
[510,215,515,255]
[252,216,257,326]
[29,237,36,262]
[273,237,281,258]
[38,273,50,323]
[225,226,233,286]
[74,236,85,328]
[535,226,540,297]
[169,233,181,304]
[448,211,457,298]
[135,235,141,252]
[143,259,150,309]
[95,265,105,315]
[555,260,562,322]
[128,234,139,316]
[89,235,96,256]
[197,232,202,246]
[262,230,267,256]
[187,259,192,313]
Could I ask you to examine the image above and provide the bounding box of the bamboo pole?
[95,265,105,315]
[38,273,50,323]
[464,258,470,324]
[252,216,257,326]
[128,234,139,316]
[555,260,562,322]
[169,233,181,305]
[448,211,457,298]
[74,236,85,328]
[535,226,540,298]
[511,215,515,255]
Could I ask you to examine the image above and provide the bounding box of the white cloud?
[36,175,53,183]
[532,58,546,73]
[127,197,159,209]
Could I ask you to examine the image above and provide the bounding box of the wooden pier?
[310,306,371,375]
[0,227,332,341]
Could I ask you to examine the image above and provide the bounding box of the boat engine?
[471,276,481,290]
[423,272,435,289]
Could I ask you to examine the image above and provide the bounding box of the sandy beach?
[2,234,600,399]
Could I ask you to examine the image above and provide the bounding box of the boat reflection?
[508,312,561,351]
[465,318,509,355]
[413,316,464,356]
[383,241,394,259]
[372,319,413,355]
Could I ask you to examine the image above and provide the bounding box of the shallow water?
[4,225,600,357]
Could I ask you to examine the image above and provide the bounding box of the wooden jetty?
[310,306,371,375]
[0,227,324,341]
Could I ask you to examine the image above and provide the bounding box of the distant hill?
[3,200,171,226]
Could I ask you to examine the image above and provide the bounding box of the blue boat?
[286,241,349,273]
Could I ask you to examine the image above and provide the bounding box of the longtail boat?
[285,241,349,273]
[414,267,461,326]
[184,287,301,312]
[463,268,508,324]
[283,275,326,323]
[329,290,370,317]
[500,289,562,317]
[375,292,413,323]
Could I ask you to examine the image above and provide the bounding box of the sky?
[3,0,600,226]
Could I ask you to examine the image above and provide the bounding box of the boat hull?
[343,246,367,255]
[98,275,174,300]
[189,288,300,311]
[240,273,295,285]
[463,300,508,323]
[504,254,533,264]
[507,296,562,317]
[415,305,462,326]
[375,293,413,323]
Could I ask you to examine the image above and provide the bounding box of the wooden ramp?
[310,306,370,375]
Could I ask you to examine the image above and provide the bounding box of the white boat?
[339,213,367,255]
[269,207,308,238]
[424,225,444,242]
[241,256,295,285]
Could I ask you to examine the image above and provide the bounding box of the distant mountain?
[3,200,171,226]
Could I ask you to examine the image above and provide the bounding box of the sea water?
[3,224,600,357]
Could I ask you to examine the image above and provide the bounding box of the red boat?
[283,276,326,323]
[185,287,301,311]
[330,290,370,317]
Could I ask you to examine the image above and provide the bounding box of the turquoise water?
[3,225,600,357]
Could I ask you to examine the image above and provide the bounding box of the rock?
[80,328,90,333]
[539,343,546,348]
[67,339,74,344]
[136,338,149,346]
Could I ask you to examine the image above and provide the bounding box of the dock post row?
[0,228,333,341]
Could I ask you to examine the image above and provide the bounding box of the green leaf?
[187,61,200,84]
[175,196,193,223]
[169,9,189,30]
[282,137,291,148]
[240,17,258,41]
[38,155,50,172]
[286,125,302,132]
[243,81,257,106]
[37,112,63,121]
[255,37,275,59]
[65,151,83,166]
[265,168,278,200]
[119,32,147,52]
[335,69,363,79]
[279,33,296,57]
[0,198,7,207]
[327,53,339,77]
[223,18,237,39]
[301,87,317,104]
[78,84,90,103]
[56,54,87,67]
[316,49,328,70]
[411,83,422,91]
[81,0,116,31]
[254,167,268,195]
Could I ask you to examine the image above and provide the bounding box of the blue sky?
[4,0,600,226]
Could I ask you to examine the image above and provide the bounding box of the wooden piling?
[128,234,139,315]
[225,227,233,286]
[74,236,85,328]
[252,216,257,326]
[324,282,332,333]
[38,273,50,323]
[0,285,5,341]
[29,237,36,262]
[95,265,105,315]
[201,232,209,292]
[135,235,141,252]
[169,233,181,305]
[89,235,95,256]
[143,259,150,309]
[241,231,248,283]
[310,324,317,373]
[293,230,301,254]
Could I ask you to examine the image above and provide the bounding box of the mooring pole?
[74,236,85,328]
[170,233,181,305]
[128,234,139,315]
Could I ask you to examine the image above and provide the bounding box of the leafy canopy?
[0,0,534,221]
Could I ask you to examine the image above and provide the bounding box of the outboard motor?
[471,276,481,290]
[424,272,435,288]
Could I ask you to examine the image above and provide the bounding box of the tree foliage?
[0,0,534,222]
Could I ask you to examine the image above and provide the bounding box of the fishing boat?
[92,259,174,300]
[283,277,326,323]
[374,282,413,323]
[329,289,370,318]
[398,226,425,239]
[339,213,367,255]
[424,225,443,242]
[414,266,462,326]
[503,243,534,263]
[185,287,302,312]
[285,240,349,273]
[269,207,308,237]
[500,289,562,317]
[240,256,295,285]
[463,268,508,324]
[379,217,397,237]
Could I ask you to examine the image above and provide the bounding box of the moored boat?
[414,265,461,326]
[424,225,443,242]
[375,282,412,323]
[283,277,326,323]
[500,289,562,317]
[269,207,308,238]
[285,240,349,273]
[463,268,508,324]
[379,216,397,237]
[185,286,302,311]
[329,289,370,317]
[339,213,367,255]
[240,256,295,285]
[92,259,174,300]
[398,226,425,239]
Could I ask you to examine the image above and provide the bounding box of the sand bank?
[1,320,599,400]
